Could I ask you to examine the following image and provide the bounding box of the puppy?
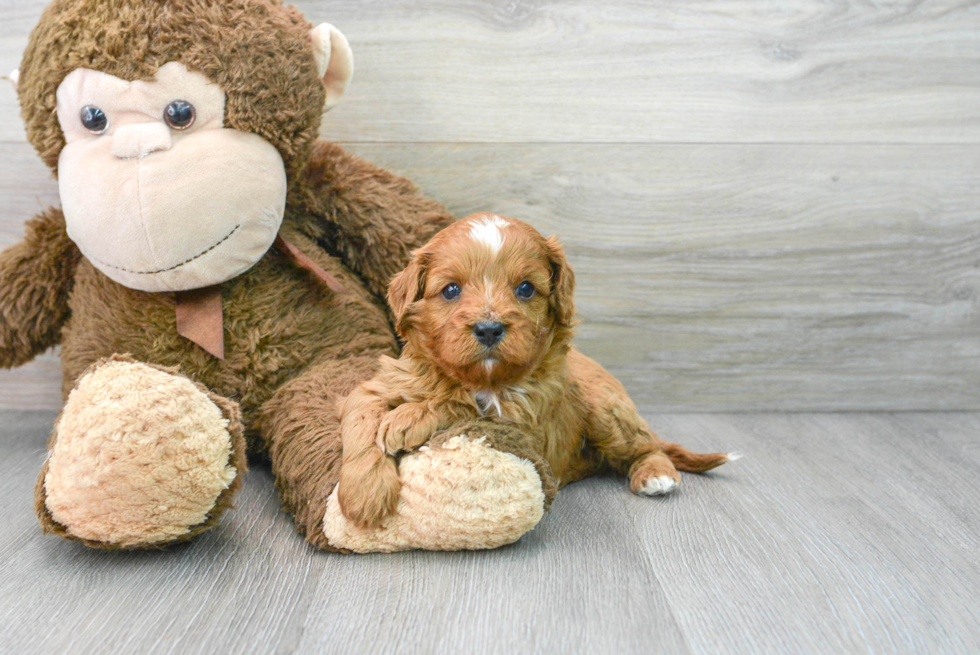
[337,213,736,528]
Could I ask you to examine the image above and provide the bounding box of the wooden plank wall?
[1,0,978,411]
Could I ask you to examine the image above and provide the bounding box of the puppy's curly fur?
[338,213,733,528]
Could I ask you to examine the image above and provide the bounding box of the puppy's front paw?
[337,455,401,528]
[377,402,439,454]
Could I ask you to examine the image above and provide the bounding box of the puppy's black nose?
[473,322,505,348]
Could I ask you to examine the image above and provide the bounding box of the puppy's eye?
[442,283,461,300]
[79,105,108,134]
[515,280,536,300]
[164,100,196,130]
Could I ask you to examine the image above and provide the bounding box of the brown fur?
[2,0,463,549]
[338,214,731,528]
[0,209,81,369]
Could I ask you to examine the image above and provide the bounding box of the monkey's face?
[55,62,287,292]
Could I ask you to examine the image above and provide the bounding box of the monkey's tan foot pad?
[36,356,247,549]
[323,435,546,553]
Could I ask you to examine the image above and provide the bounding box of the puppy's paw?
[377,402,439,454]
[337,455,401,529]
[629,454,681,497]
[636,475,679,496]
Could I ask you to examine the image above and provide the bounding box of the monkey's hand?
[377,402,442,455]
[336,448,401,529]
[0,209,80,368]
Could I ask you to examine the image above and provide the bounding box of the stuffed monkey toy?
[1,0,557,552]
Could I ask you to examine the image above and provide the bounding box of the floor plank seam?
[616,490,696,655]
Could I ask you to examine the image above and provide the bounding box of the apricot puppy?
[337,213,736,528]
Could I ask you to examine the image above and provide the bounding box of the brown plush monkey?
[1,0,555,552]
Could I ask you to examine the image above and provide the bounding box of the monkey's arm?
[0,208,81,368]
[292,141,455,299]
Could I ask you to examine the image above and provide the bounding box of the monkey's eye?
[164,100,196,130]
[515,280,536,300]
[441,283,461,301]
[79,105,108,134]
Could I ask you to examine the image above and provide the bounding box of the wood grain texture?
[1,1,979,144]
[0,143,58,246]
[346,142,980,411]
[1,0,978,412]
[1,409,978,654]
[2,141,979,411]
[628,413,980,654]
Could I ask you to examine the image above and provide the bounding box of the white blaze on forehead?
[468,215,510,253]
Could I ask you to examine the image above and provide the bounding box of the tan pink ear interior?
[310,23,353,112]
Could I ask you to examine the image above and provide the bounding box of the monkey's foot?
[323,435,547,553]
[36,356,247,549]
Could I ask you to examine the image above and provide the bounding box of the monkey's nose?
[473,322,506,348]
[111,122,173,159]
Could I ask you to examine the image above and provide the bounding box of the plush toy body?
[323,214,735,550]
[2,0,552,551]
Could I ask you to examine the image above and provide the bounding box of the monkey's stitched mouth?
[90,224,242,275]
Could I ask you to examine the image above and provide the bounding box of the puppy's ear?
[387,251,429,336]
[543,235,576,327]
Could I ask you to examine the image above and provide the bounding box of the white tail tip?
[6,68,18,91]
[727,452,743,461]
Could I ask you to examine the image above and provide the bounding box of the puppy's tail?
[661,442,741,473]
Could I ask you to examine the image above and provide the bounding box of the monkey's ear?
[387,252,429,337]
[544,235,576,327]
[5,69,18,93]
[310,23,354,112]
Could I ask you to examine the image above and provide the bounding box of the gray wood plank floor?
[1,409,977,655]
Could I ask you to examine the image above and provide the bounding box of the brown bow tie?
[174,234,348,359]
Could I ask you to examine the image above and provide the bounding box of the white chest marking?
[474,390,503,417]
[468,215,510,253]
